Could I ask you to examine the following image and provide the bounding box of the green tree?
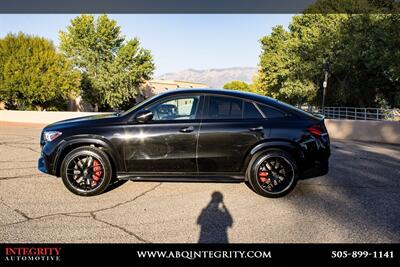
[223,79,265,95]
[59,14,155,111]
[0,33,80,110]
[305,0,400,14]
[257,25,318,105]
[223,80,251,91]
[257,9,400,107]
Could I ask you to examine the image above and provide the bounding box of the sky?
[0,14,293,76]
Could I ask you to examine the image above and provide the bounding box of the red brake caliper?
[258,171,269,183]
[92,160,102,183]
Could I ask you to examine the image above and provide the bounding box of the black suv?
[38,89,330,198]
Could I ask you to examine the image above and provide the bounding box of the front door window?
[149,96,200,121]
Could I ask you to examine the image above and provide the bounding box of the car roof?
[159,88,278,105]
[157,88,321,121]
[122,88,319,121]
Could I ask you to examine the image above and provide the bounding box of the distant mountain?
[157,67,258,88]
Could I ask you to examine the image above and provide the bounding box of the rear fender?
[242,140,305,180]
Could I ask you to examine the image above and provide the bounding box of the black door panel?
[123,94,204,173]
[197,95,270,173]
[197,120,269,173]
[123,123,199,172]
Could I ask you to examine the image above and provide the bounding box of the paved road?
[0,123,399,243]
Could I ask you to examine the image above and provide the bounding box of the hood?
[44,113,122,130]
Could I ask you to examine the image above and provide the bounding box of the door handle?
[179,126,194,133]
[249,126,264,132]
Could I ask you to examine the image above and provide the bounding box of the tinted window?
[207,96,243,119]
[257,104,286,118]
[149,96,199,121]
[244,102,263,119]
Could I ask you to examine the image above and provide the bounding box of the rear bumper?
[301,158,329,179]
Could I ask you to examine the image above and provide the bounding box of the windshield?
[120,94,159,116]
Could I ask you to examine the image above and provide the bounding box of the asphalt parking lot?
[0,122,399,243]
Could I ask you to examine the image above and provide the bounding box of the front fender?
[53,135,123,175]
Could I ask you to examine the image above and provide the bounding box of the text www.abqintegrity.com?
[137,250,272,260]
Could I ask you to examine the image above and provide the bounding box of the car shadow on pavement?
[103,179,128,193]
[286,140,400,242]
[197,191,233,243]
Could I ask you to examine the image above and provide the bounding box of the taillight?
[307,124,325,137]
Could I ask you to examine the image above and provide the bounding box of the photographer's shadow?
[197,191,233,243]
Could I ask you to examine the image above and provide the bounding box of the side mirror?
[135,110,153,123]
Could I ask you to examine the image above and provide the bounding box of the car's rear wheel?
[247,150,298,198]
[60,146,112,196]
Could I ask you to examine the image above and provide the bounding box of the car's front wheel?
[60,146,112,196]
[247,150,298,198]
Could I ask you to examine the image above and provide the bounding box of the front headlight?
[43,131,62,142]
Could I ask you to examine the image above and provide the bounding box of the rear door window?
[206,96,243,119]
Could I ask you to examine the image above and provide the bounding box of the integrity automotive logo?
[3,247,62,263]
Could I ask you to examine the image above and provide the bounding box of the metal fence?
[300,106,400,121]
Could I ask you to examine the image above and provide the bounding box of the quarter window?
[257,104,286,118]
[244,102,263,119]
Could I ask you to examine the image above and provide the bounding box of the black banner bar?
[1,243,399,266]
[0,0,310,14]
[0,0,399,14]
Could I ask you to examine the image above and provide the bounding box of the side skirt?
[117,173,244,183]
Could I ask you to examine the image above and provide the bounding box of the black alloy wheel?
[61,146,112,196]
[247,150,298,198]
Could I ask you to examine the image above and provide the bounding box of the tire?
[246,149,298,198]
[60,146,112,196]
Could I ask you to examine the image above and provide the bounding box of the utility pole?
[322,58,329,115]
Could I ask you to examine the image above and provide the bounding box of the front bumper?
[38,128,62,176]
[38,154,55,175]
[38,156,48,174]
